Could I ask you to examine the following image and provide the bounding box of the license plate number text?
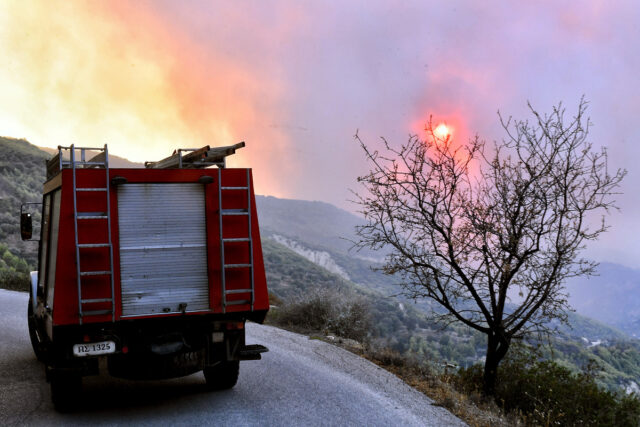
[72,341,116,357]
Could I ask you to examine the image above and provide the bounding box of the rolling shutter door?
[117,183,209,316]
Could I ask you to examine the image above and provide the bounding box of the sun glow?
[433,123,452,140]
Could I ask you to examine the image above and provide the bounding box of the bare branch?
[353,99,626,394]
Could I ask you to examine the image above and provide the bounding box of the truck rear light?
[122,345,129,354]
[211,332,224,343]
[225,322,244,330]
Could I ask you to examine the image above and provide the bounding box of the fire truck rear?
[21,143,269,411]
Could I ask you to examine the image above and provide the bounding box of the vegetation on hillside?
[269,281,640,426]
[455,347,640,426]
[263,236,640,393]
[0,136,48,268]
[262,237,424,345]
[0,243,30,291]
[269,289,371,342]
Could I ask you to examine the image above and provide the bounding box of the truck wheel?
[27,296,45,361]
[203,361,239,390]
[50,371,81,412]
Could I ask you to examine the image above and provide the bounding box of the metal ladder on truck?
[58,144,116,324]
[218,169,255,313]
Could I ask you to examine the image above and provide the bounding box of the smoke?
[0,1,291,196]
[1,1,639,266]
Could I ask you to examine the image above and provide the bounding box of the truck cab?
[23,143,269,411]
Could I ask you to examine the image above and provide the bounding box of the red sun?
[433,123,452,140]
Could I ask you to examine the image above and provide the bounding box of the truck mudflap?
[238,344,268,361]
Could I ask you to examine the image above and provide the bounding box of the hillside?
[256,194,640,391]
[256,195,640,338]
[0,136,49,267]
[256,195,397,294]
[1,138,639,392]
[262,235,640,392]
[256,195,386,262]
[565,262,640,338]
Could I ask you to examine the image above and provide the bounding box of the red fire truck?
[21,143,269,410]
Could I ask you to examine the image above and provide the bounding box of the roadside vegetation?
[267,289,370,342]
[267,292,640,427]
[262,236,640,394]
[0,243,30,291]
[456,350,640,426]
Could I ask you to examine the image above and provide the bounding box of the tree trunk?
[483,332,510,396]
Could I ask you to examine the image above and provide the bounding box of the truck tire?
[203,361,239,390]
[50,371,81,412]
[27,296,45,361]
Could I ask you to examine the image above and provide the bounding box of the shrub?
[267,292,283,307]
[0,243,31,291]
[0,270,30,291]
[269,290,371,342]
[454,348,640,426]
[326,297,370,342]
[366,346,411,369]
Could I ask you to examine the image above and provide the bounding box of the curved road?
[0,290,464,426]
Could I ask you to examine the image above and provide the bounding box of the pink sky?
[1,1,639,266]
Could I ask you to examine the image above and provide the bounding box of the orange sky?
[0,1,292,197]
[0,1,489,204]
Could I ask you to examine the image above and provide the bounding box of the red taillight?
[225,322,244,330]
[122,345,129,354]
[83,334,91,343]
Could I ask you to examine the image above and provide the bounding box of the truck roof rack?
[47,145,110,179]
[144,141,246,169]
[45,142,246,178]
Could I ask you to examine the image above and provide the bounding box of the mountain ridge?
[255,193,640,339]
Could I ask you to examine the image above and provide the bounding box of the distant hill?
[256,194,640,338]
[256,195,384,260]
[255,194,640,391]
[256,195,396,295]
[565,263,640,338]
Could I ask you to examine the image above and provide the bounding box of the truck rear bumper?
[45,313,268,380]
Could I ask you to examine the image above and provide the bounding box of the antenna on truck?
[144,141,246,169]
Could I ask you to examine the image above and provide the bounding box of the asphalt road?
[0,289,465,426]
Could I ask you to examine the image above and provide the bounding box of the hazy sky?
[1,1,639,267]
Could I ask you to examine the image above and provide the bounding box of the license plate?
[72,341,116,357]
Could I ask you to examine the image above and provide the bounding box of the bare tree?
[353,99,626,395]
